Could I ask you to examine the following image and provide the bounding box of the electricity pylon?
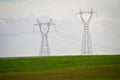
[35,18,55,56]
[77,9,96,55]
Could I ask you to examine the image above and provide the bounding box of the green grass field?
[0,55,120,80]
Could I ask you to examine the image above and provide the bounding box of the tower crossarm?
[34,18,55,35]
[77,9,96,26]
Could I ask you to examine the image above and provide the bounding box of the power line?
[93,48,120,53]
[51,32,81,43]
[52,31,120,53]
[51,33,120,53]
[56,31,81,40]
[50,32,82,45]
[93,43,120,52]
[97,22,120,35]
[50,35,81,46]
[0,31,36,37]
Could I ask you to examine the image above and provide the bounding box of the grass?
[0,55,120,80]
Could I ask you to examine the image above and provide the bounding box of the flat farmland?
[0,55,120,80]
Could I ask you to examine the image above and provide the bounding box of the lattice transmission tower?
[77,9,96,55]
[35,18,55,56]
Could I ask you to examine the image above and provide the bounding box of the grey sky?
[0,0,120,57]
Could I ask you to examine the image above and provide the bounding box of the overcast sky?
[0,0,120,57]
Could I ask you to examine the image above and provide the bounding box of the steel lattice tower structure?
[35,18,55,56]
[77,9,96,55]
